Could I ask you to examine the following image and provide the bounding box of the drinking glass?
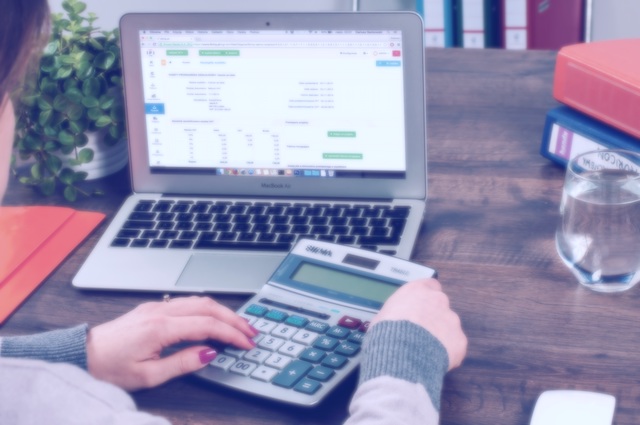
[556,149,640,292]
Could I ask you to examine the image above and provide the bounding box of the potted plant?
[12,0,127,202]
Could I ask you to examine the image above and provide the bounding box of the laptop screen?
[138,29,406,180]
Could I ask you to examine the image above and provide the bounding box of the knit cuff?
[0,324,89,370]
[358,320,449,410]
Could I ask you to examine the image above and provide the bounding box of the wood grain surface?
[3,47,639,425]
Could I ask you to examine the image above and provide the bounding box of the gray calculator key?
[229,360,258,376]
[272,360,313,388]
[264,353,293,370]
[251,365,279,382]
[209,354,236,371]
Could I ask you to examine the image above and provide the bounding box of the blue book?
[540,106,640,167]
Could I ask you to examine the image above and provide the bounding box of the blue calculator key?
[322,354,348,369]
[300,347,327,363]
[327,326,351,339]
[272,360,313,389]
[307,366,335,382]
[245,304,268,317]
[265,309,288,322]
[294,378,322,395]
[306,320,330,333]
[348,331,366,345]
[335,342,360,357]
[313,336,339,351]
[285,315,309,328]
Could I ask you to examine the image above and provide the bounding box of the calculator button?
[265,309,288,322]
[229,360,259,376]
[313,336,339,351]
[294,378,322,395]
[258,335,286,351]
[244,348,271,363]
[208,354,236,371]
[285,315,309,328]
[251,366,279,382]
[278,341,305,358]
[306,320,330,333]
[307,366,335,382]
[322,354,348,369]
[326,326,351,339]
[271,324,298,339]
[264,353,293,370]
[272,360,313,389]
[292,329,319,345]
[348,332,365,345]
[245,304,268,317]
[338,316,363,329]
[300,347,327,363]
[335,342,360,357]
[224,347,248,358]
[359,321,370,333]
[253,319,278,334]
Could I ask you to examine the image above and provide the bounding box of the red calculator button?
[338,316,362,329]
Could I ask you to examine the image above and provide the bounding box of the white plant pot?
[63,130,128,180]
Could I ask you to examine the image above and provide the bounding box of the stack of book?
[418,0,585,49]
[540,38,640,167]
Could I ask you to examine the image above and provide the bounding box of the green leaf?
[76,60,94,80]
[59,55,76,65]
[53,94,73,112]
[58,130,76,146]
[37,96,53,111]
[99,95,115,110]
[40,55,59,73]
[87,107,102,120]
[95,115,112,127]
[82,96,99,108]
[65,87,83,103]
[75,171,89,182]
[67,103,84,121]
[64,185,78,202]
[93,51,116,70]
[43,141,60,152]
[76,132,88,147]
[89,38,103,51]
[31,162,43,179]
[77,148,94,163]
[45,154,63,173]
[59,168,76,185]
[82,77,101,97]
[72,1,87,15]
[43,40,60,56]
[68,119,87,135]
[54,66,73,79]
[38,109,53,126]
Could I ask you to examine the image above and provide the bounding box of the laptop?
[73,11,428,294]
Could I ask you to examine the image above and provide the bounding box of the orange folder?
[0,206,105,324]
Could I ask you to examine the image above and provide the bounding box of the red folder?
[0,206,105,324]
[553,38,640,139]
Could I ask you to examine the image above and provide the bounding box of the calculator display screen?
[290,261,398,304]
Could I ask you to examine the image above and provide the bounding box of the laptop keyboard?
[110,199,410,255]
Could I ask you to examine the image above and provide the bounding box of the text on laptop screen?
[139,29,406,179]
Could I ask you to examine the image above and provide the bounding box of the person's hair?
[0,0,50,100]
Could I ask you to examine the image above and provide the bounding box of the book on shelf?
[540,106,640,167]
[457,0,501,48]
[418,0,456,47]
[502,0,584,50]
[0,206,104,324]
[553,38,640,140]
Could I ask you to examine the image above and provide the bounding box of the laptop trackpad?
[176,253,283,293]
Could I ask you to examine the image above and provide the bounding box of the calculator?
[194,239,437,406]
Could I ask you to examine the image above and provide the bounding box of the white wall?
[49,0,416,30]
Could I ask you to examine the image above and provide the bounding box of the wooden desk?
[3,48,640,425]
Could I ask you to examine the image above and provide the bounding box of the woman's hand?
[371,278,468,371]
[86,296,257,391]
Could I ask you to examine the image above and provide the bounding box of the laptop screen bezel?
[119,12,427,201]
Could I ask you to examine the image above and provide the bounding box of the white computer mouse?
[530,390,616,425]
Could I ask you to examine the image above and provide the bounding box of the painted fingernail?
[249,325,260,336]
[248,338,257,347]
[199,348,217,364]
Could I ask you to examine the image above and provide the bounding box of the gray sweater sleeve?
[345,320,449,425]
[0,324,89,370]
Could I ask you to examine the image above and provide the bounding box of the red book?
[503,0,583,50]
[553,38,640,139]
